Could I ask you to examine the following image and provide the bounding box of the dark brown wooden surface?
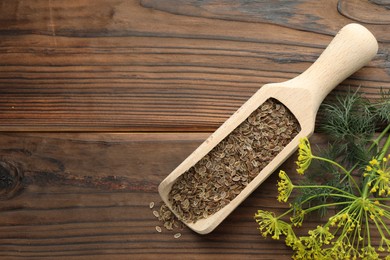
[1,0,389,132]
[0,0,389,259]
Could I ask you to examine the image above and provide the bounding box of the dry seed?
[149,201,155,209]
[164,222,173,230]
[155,226,162,233]
[206,161,212,169]
[152,201,185,235]
[182,199,190,209]
[153,210,160,218]
[174,233,182,239]
[232,176,241,182]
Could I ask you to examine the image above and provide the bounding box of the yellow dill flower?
[290,207,305,227]
[363,165,373,177]
[370,158,379,166]
[295,137,313,175]
[277,170,294,203]
[284,227,297,248]
[329,212,352,228]
[308,225,334,245]
[379,237,390,253]
[296,236,320,257]
[324,240,349,259]
[362,245,379,259]
[254,210,290,240]
[368,154,390,197]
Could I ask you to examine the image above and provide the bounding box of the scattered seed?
[153,210,160,218]
[149,201,155,209]
[174,233,182,239]
[155,226,162,233]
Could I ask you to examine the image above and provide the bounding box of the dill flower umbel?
[308,225,334,245]
[254,210,291,240]
[366,154,390,196]
[296,137,313,174]
[290,205,305,227]
[277,170,294,202]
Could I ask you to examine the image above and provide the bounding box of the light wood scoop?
[159,23,378,234]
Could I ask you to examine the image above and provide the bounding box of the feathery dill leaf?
[319,89,377,166]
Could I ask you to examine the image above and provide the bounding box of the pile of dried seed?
[150,201,183,238]
[168,98,300,223]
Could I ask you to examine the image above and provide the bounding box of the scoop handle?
[286,23,378,111]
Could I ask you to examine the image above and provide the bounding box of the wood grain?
[0,133,388,259]
[0,132,292,259]
[0,1,389,259]
[0,0,389,131]
[0,133,386,259]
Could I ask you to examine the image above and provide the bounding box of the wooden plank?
[0,0,389,131]
[0,133,388,259]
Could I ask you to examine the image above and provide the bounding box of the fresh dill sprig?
[254,89,390,259]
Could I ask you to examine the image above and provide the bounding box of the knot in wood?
[0,160,23,200]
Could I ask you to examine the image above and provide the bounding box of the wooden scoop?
[159,23,378,234]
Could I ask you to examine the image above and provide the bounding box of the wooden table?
[0,1,389,259]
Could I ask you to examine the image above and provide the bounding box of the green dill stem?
[276,208,294,220]
[339,164,358,189]
[298,192,355,205]
[375,201,390,209]
[350,206,362,243]
[276,191,355,219]
[369,123,390,152]
[375,216,390,239]
[373,197,390,202]
[276,186,362,221]
[364,210,372,248]
[290,190,355,216]
[377,127,390,160]
[294,184,357,198]
[303,200,353,214]
[357,206,365,252]
[312,155,361,193]
[275,196,353,224]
